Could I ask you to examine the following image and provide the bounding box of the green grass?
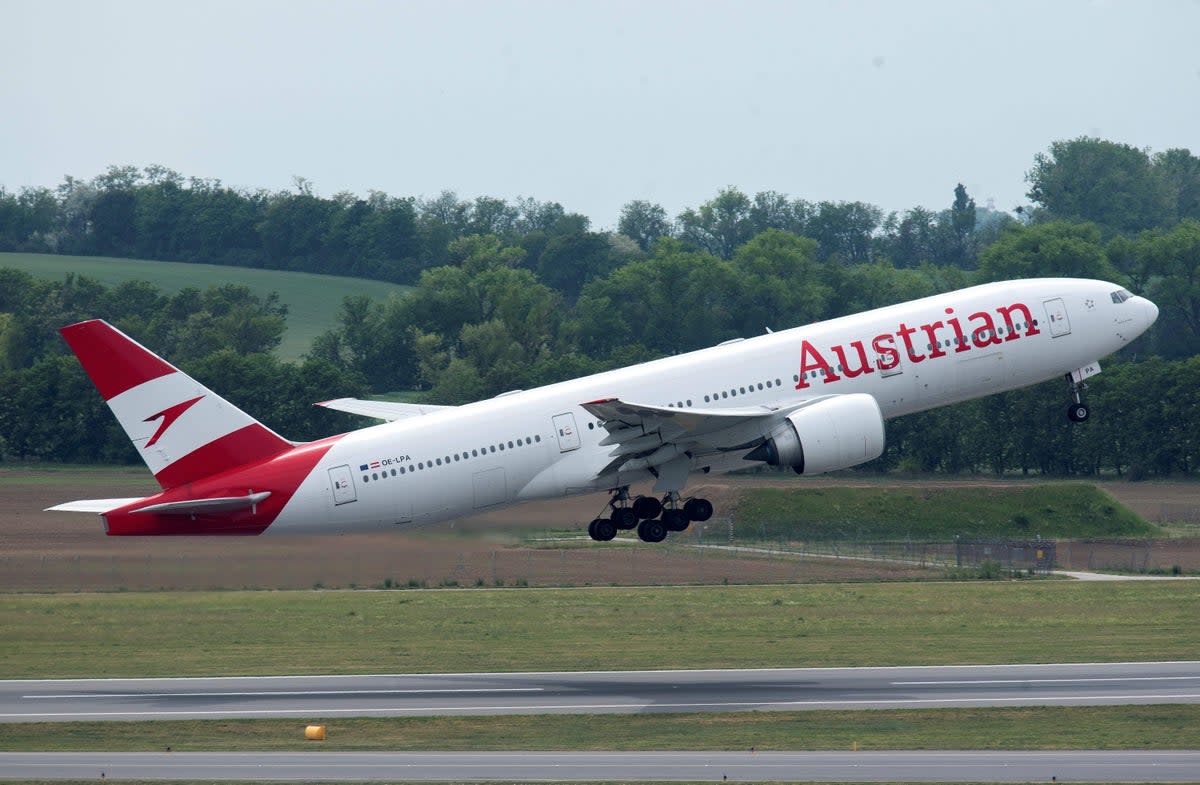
[2,582,1196,679]
[0,463,153,486]
[4,705,1197,751]
[0,252,412,360]
[736,483,1160,541]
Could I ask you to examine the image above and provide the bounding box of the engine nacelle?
[746,393,885,475]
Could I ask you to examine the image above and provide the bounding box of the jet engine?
[746,393,885,474]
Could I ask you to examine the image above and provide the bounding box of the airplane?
[49,277,1158,542]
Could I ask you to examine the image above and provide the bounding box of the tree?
[976,221,1120,283]
[1026,137,1173,233]
[1153,148,1200,223]
[949,183,977,266]
[1144,219,1200,357]
[749,191,809,236]
[535,231,619,298]
[806,201,882,263]
[617,200,670,251]
[87,189,139,256]
[676,187,754,259]
[729,230,829,334]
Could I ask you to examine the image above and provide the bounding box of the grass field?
[0,252,412,360]
[736,483,1159,541]
[4,705,1196,752]
[2,582,1196,679]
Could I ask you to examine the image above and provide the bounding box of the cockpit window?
[1110,289,1133,304]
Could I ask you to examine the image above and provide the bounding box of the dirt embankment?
[3,470,1197,591]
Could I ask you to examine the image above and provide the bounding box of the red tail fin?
[61,320,293,489]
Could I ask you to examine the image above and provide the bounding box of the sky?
[3,0,1199,229]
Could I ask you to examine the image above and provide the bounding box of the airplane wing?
[579,395,834,475]
[316,398,455,422]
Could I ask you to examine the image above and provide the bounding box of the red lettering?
[831,340,875,379]
[796,340,839,389]
[946,307,970,354]
[996,302,1038,340]
[871,334,900,371]
[919,320,947,359]
[968,311,1004,348]
[897,322,925,363]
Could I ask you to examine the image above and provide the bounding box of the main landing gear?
[587,488,714,543]
[1066,373,1091,423]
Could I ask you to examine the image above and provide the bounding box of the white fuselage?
[267,278,1156,534]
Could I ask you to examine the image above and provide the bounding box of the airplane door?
[552,412,581,452]
[1044,298,1071,337]
[472,467,507,509]
[328,465,357,505]
[875,349,904,378]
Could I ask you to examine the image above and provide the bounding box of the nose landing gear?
[1066,373,1091,423]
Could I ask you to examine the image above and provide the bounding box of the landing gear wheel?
[1067,403,1090,423]
[593,518,617,541]
[637,518,668,543]
[632,495,662,520]
[662,508,690,532]
[611,507,638,530]
[683,497,713,522]
[588,518,615,541]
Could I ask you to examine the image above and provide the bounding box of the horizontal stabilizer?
[316,398,454,421]
[46,498,144,514]
[130,491,272,515]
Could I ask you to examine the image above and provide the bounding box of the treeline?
[2,138,1197,286]
[0,270,366,463]
[2,136,1200,475]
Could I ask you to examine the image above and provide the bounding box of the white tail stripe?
[106,372,257,478]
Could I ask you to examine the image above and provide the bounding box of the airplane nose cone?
[1144,298,1159,328]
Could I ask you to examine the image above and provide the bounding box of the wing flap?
[581,395,834,477]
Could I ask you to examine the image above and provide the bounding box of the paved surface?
[1056,570,1200,581]
[3,661,1198,722]
[2,750,1199,782]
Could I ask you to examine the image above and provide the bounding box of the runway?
[2,750,1199,782]
[3,660,1198,722]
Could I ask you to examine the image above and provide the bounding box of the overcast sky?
[3,0,1198,229]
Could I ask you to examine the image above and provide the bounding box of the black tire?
[611,507,639,530]
[588,518,607,541]
[594,518,618,541]
[663,508,690,532]
[1067,403,1090,423]
[683,497,714,522]
[631,495,662,520]
[637,518,668,543]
